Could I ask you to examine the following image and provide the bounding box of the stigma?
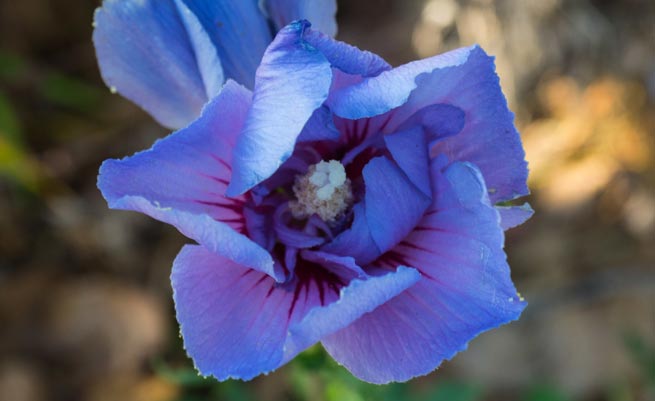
[290,160,353,223]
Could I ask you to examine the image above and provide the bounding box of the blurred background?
[0,0,653,400]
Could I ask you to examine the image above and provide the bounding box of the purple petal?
[327,46,473,119]
[383,126,432,197]
[172,245,291,380]
[302,28,391,77]
[227,21,333,196]
[93,0,222,129]
[363,156,431,255]
[496,203,534,230]
[321,161,525,383]
[329,45,529,203]
[172,245,420,380]
[395,103,466,144]
[321,203,381,266]
[297,106,341,142]
[300,250,367,280]
[98,81,280,281]
[174,0,225,99]
[179,0,273,89]
[284,265,421,361]
[263,0,338,37]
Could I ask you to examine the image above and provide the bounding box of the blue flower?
[93,0,337,129]
[98,21,532,383]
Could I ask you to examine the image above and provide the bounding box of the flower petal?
[395,103,466,143]
[383,126,431,197]
[93,0,222,129]
[179,0,273,89]
[300,250,367,280]
[302,28,390,77]
[263,0,338,37]
[327,46,473,119]
[284,265,421,361]
[320,203,382,265]
[321,161,525,383]
[329,45,529,203]
[172,245,421,380]
[173,0,225,100]
[227,21,333,196]
[98,81,279,280]
[297,106,341,142]
[496,203,534,230]
[172,245,290,380]
[363,156,431,255]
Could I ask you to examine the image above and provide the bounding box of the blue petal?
[172,245,289,380]
[383,126,432,197]
[496,203,534,230]
[321,161,525,383]
[329,45,529,203]
[297,106,341,142]
[180,0,273,89]
[300,250,367,280]
[174,0,225,99]
[320,203,381,266]
[284,265,421,361]
[172,245,420,380]
[98,81,280,281]
[94,0,223,129]
[363,156,431,255]
[227,21,333,196]
[302,28,390,77]
[263,0,338,37]
[396,103,466,144]
[328,46,473,119]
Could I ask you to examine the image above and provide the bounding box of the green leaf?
[523,384,571,401]
[427,381,481,401]
[39,73,104,113]
[623,331,655,385]
[0,91,21,145]
[325,381,364,401]
[152,360,210,388]
[0,50,26,80]
[211,380,253,401]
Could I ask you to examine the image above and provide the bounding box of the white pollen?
[289,159,353,223]
[316,161,330,173]
[328,161,346,186]
[309,170,328,187]
[316,184,335,200]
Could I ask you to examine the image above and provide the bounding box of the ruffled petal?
[263,0,338,37]
[383,126,432,197]
[320,203,381,265]
[496,203,534,230]
[173,0,225,100]
[299,250,367,280]
[327,46,473,120]
[363,156,431,255]
[93,0,223,129]
[172,245,289,380]
[302,28,390,77]
[98,81,279,280]
[227,21,333,196]
[297,106,341,142]
[172,245,420,380]
[329,45,529,204]
[321,160,525,383]
[395,104,466,143]
[179,0,273,89]
[284,265,421,361]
